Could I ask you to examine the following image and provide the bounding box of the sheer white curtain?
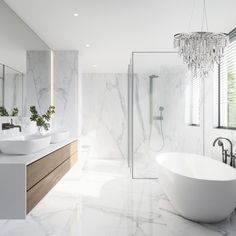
[185,74,200,126]
[218,39,236,127]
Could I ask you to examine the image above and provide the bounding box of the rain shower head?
[149,74,159,79]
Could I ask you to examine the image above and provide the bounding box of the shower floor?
[132,153,160,178]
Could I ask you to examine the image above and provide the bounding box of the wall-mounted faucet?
[2,118,22,132]
[213,137,235,167]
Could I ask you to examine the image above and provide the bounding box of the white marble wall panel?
[80,69,204,168]
[25,51,50,116]
[81,73,128,160]
[52,51,78,138]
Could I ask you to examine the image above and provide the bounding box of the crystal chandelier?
[174,0,229,78]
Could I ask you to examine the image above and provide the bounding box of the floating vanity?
[0,138,78,219]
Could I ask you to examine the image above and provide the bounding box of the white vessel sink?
[0,135,51,155]
[50,130,69,144]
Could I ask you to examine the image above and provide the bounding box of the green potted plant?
[0,106,19,116]
[30,105,55,135]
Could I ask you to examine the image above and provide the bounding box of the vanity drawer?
[27,141,77,190]
[27,152,77,213]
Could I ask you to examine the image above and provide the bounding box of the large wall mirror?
[0,0,51,117]
[0,65,3,106]
[215,28,236,129]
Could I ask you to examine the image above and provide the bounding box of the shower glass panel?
[130,52,204,179]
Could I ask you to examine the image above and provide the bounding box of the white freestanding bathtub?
[157,153,236,223]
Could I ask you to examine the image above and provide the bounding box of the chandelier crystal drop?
[174,32,229,78]
[174,0,229,78]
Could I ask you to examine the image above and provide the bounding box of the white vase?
[37,126,47,136]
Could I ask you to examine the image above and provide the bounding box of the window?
[217,28,236,128]
[185,74,201,126]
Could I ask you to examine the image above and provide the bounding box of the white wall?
[81,73,128,159]
[0,0,49,73]
[53,51,79,138]
[25,51,51,116]
[80,70,203,166]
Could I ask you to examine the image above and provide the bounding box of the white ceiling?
[3,0,236,73]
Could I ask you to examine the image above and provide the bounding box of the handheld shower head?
[159,106,164,112]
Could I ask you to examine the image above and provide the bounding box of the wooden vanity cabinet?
[26,141,78,213]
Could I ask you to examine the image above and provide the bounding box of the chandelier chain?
[187,0,196,32]
[201,0,209,31]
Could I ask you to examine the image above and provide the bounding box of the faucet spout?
[213,137,234,166]
[2,119,22,132]
[14,125,22,132]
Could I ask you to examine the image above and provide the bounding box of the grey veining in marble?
[52,51,78,138]
[0,160,235,236]
[24,50,79,136]
[81,73,128,160]
[25,51,51,116]
[80,67,204,178]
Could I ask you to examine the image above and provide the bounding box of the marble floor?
[0,160,236,236]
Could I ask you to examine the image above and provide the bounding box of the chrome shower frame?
[128,51,177,179]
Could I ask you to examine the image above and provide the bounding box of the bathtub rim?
[156,152,236,182]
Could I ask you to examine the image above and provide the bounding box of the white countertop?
[0,137,77,165]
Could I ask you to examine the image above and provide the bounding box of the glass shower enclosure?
[128,52,204,179]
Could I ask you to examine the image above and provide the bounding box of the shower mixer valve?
[153,116,163,121]
[153,106,164,121]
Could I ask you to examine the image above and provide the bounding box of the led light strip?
[50,50,54,105]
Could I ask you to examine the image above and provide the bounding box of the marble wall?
[80,69,203,168]
[81,73,128,159]
[25,51,51,116]
[52,51,79,138]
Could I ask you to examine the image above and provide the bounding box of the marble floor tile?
[0,160,235,236]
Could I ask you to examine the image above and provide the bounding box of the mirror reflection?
[0,1,51,118]
[0,64,3,106]
[0,64,23,116]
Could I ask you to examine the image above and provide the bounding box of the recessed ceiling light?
[85,44,90,48]
[92,64,97,68]
[73,13,79,17]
